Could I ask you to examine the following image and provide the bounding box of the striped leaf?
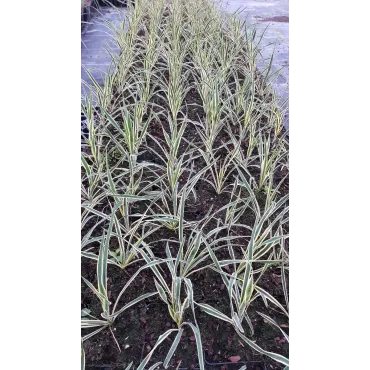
[183,322,205,370]
[196,302,233,324]
[111,291,158,319]
[255,285,289,317]
[163,328,183,368]
[137,329,177,370]
[155,279,169,304]
[112,258,170,315]
[81,341,85,370]
[257,311,289,343]
[81,319,108,328]
[124,362,133,370]
[237,331,289,366]
[148,362,163,370]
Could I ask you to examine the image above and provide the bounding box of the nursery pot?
[81,1,92,31]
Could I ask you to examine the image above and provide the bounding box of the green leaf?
[137,329,177,370]
[155,279,169,304]
[111,258,169,316]
[82,326,106,341]
[184,278,197,323]
[241,263,253,304]
[81,155,91,178]
[196,302,233,324]
[81,319,109,328]
[178,191,186,245]
[163,328,183,368]
[111,291,158,319]
[81,308,91,317]
[81,341,85,370]
[281,264,289,311]
[148,362,163,370]
[183,322,204,370]
[257,311,289,343]
[97,220,113,312]
[255,285,289,317]
[237,331,289,366]
[124,362,133,370]
[82,277,106,303]
[232,312,245,333]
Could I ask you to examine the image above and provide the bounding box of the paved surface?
[81,7,127,103]
[220,0,289,127]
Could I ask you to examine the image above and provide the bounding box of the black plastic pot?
[95,0,130,7]
[81,4,92,32]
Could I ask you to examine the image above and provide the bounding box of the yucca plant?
[167,0,184,54]
[162,52,190,129]
[143,120,210,230]
[103,98,155,157]
[157,4,191,129]
[143,163,197,231]
[162,118,188,194]
[82,207,161,270]
[216,17,246,84]
[198,197,289,367]
[135,225,207,368]
[255,135,286,192]
[82,63,116,121]
[113,0,145,88]
[184,1,212,58]
[196,73,229,150]
[81,206,163,342]
[81,98,101,165]
[228,69,254,120]
[104,156,164,230]
[136,276,205,370]
[263,161,289,210]
[140,0,165,100]
[198,127,242,194]
[225,70,259,144]
[81,152,107,207]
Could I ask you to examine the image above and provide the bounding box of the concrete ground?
[81,7,127,103]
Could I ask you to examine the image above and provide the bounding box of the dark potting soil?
[82,257,288,369]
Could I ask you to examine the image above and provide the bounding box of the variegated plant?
[81,0,289,368]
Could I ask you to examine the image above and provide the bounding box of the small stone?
[229,355,241,363]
